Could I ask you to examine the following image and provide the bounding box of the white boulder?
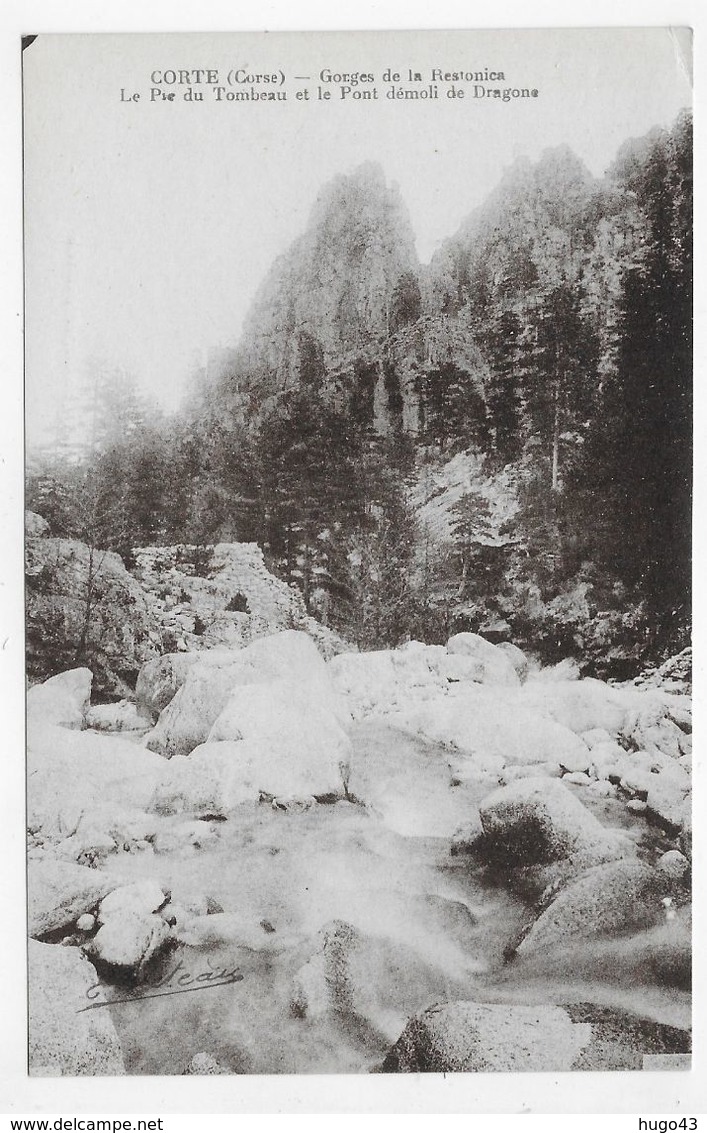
[84,912,171,979]
[646,783,691,832]
[445,633,520,687]
[145,630,328,756]
[27,721,166,845]
[581,728,615,749]
[519,678,632,736]
[396,686,590,771]
[150,745,240,817]
[27,668,93,730]
[495,641,530,681]
[327,648,441,720]
[588,741,635,782]
[208,673,350,743]
[98,880,167,924]
[152,716,350,813]
[85,699,146,732]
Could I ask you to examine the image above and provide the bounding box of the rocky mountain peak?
[239,162,420,401]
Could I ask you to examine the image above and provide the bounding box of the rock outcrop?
[238,162,422,434]
[26,516,351,702]
[26,527,160,698]
[133,543,349,659]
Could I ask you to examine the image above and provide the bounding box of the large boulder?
[97,881,167,924]
[327,648,442,720]
[144,665,244,757]
[477,777,634,870]
[85,699,146,733]
[587,740,636,782]
[238,629,328,678]
[382,1001,591,1072]
[514,859,669,956]
[495,641,529,681]
[520,677,633,736]
[397,687,590,773]
[149,744,242,817]
[446,633,520,687]
[145,631,329,757]
[135,652,205,720]
[207,672,350,744]
[28,859,115,938]
[627,714,691,763]
[27,721,166,845]
[151,721,350,814]
[326,639,523,724]
[646,783,691,834]
[29,940,125,1075]
[522,679,692,768]
[382,1001,690,1073]
[27,668,92,730]
[84,912,171,981]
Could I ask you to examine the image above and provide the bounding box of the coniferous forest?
[27,110,692,677]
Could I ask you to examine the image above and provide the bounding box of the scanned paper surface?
[23,29,692,1077]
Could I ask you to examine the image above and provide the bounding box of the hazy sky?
[23,28,692,449]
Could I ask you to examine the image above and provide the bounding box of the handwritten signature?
[78,959,243,1013]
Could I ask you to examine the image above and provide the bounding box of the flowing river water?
[91,721,690,1075]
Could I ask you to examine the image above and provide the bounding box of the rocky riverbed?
[27,630,692,1075]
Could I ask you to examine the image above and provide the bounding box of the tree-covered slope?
[27,111,692,674]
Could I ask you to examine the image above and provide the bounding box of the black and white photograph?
[20,25,693,1086]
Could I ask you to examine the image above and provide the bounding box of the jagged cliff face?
[26,113,692,676]
[229,149,611,440]
[236,162,423,432]
[426,146,599,315]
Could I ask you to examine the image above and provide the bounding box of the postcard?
[21,26,693,1086]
